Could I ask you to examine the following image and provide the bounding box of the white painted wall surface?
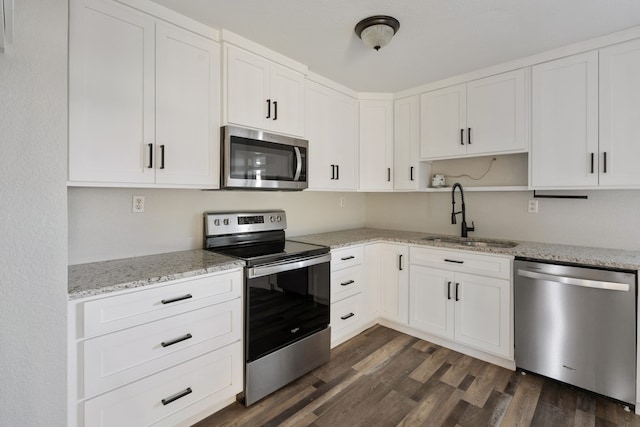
[68,189,366,264]
[365,190,640,251]
[0,1,68,425]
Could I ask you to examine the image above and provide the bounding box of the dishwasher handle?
[516,269,630,292]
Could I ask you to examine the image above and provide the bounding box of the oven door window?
[246,262,329,362]
[230,136,306,182]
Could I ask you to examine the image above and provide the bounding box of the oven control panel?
[204,210,287,236]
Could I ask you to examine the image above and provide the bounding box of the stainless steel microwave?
[221,126,308,191]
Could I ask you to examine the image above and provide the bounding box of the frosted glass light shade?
[354,16,400,51]
[361,24,395,51]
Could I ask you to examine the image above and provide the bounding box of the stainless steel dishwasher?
[514,259,637,405]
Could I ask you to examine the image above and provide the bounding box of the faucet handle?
[467,221,475,232]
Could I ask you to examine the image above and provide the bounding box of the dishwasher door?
[514,259,637,405]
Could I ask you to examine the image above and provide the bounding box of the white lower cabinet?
[69,269,243,427]
[409,247,512,359]
[377,243,409,324]
[329,245,369,347]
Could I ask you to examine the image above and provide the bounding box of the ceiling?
[150,0,640,93]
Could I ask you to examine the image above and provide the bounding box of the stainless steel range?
[203,210,331,406]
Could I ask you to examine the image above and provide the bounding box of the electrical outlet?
[339,196,346,207]
[132,195,145,213]
[528,199,538,214]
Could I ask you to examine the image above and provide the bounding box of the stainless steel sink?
[421,236,518,249]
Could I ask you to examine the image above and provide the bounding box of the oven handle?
[247,253,331,279]
[293,147,302,181]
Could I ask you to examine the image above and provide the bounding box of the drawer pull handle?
[341,313,355,320]
[444,259,464,264]
[341,280,355,286]
[161,294,193,305]
[161,333,193,348]
[340,256,355,261]
[161,387,193,406]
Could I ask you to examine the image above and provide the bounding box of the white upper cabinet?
[155,24,220,186]
[226,45,305,137]
[420,69,528,160]
[599,38,640,187]
[359,99,394,191]
[531,51,599,188]
[305,80,358,190]
[68,0,220,188]
[69,0,156,184]
[394,96,420,190]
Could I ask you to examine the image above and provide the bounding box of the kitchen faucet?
[451,183,475,238]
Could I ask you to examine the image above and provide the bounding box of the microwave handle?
[293,147,302,181]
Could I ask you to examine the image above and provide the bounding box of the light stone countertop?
[290,228,640,271]
[68,249,245,300]
[68,228,640,301]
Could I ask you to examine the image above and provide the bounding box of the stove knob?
[269,216,275,222]
[223,218,230,226]
[214,219,220,226]
[276,215,282,222]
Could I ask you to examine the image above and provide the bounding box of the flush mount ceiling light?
[354,15,400,51]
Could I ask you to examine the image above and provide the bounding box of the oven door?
[222,126,308,190]
[245,254,330,362]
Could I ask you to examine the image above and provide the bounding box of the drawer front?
[330,292,363,333]
[83,299,241,398]
[331,245,364,271]
[410,247,511,279]
[331,265,363,303]
[84,342,243,427]
[83,270,242,338]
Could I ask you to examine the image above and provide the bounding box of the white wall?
[68,188,366,264]
[365,190,640,251]
[0,1,68,425]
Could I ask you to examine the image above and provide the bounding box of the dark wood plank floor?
[195,325,640,427]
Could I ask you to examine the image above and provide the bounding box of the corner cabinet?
[359,99,394,191]
[394,96,420,191]
[305,80,358,190]
[225,45,305,137]
[409,246,512,359]
[68,0,220,188]
[420,69,528,160]
[68,269,243,427]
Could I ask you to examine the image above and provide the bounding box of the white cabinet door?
[378,243,409,324]
[68,0,155,184]
[531,51,599,188]
[454,273,510,358]
[226,45,304,137]
[226,46,271,131]
[409,265,455,340]
[306,81,358,190]
[420,84,466,159]
[599,38,640,187]
[394,96,420,190]
[270,63,305,137]
[359,99,394,190]
[466,69,527,156]
[155,23,220,187]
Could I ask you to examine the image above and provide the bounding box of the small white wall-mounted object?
[0,0,14,53]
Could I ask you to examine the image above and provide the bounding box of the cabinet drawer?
[83,270,242,338]
[331,245,364,271]
[331,265,363,303]
[84,342,242,427]
[330,293,363,333]
[410,247,511,279]
[83,299,241,398]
